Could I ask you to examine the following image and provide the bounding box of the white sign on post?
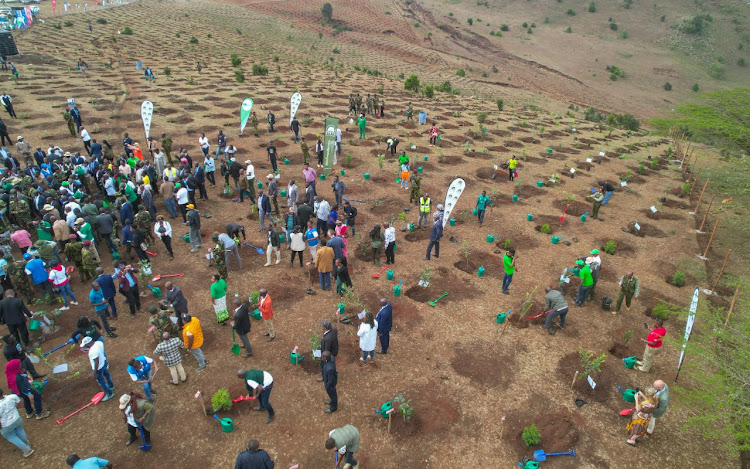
[570,168,576,174]
[650,206,658,213]
[587,375,596,389]
[141,100,154,139]
[586,158,592,163]
[620,181,627,187]
[599,151,605,157]
[634,222,641,231]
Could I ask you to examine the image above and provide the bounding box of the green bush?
[121,26,133,35]
[496,99,504,111]
[321,2,333,22]
[650,159,659,169]
[252,64,269,76]
[603,240,617,254]
[96,18,107,24]
[664,82,672,91]
[738,58,746,67]
[423,84,435,98]
[468,18,473,25]
[404,74,420,92]
[436,81,452,93]
[64,20,74,27]
[231,53,242,67]
[679,14,711,35]
[588,1,595,12]
[609,22,618,31]
[651,299,681,319]
[527,27,533,34]
[566,26,572,33]
[637,163,645,174]
[235,70,245,83]
[672,271,685,286]
[189,36,198,44]
[163,66,171,76]
[500,24,509,31]
[540,224,551,234]
[53,23,62,30]
[522,22,528,28]
[661,15,666,22]
[708,63,726,80]
[566,8,576,16]
[273,55,279,62]
[621,30,628,39]
[522,424,542,447]
[692,83,699,92]
[211,388,233,412]
[456,69,466,77]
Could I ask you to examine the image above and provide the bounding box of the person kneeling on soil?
[542,286,569,331]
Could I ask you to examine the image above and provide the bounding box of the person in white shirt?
[335,127,342,162]
[81,336,115,400]
[225,145,237,160]
[357,312,379,363]
[198,133,210,157]
[245,160,256,199]
[80,126,92,155]
[118,162,131,176]
[154,215,174,260]
[383,221,396,264]
[175,184,189,223]
[0,389,34,457]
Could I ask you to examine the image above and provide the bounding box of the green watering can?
[623,356,637,369]
[364,173,370,180]
[477,266,485,277]
[622,388,637,402]
[252,309,262,320]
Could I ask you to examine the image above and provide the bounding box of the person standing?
[647,379,670,435]
[153,216,174,260]
[153,332,187,385]
[95,267,118,318]
[587,249,602,302]
[290,117,301,143]
[616,271,640,314]
[599,180,616,205]
[231,297,252,358]
[335,126,342,160]
[234,439,274,469]
[258,190,274,231]
[81,336,115,401]
[81,126,92,155]
[574,258,594,307]
[0,290,34,347]
[306,220,320,262]
[88,282,117,338]
[48,260,78,310]
[119,393,155,448]
[182,313,206,372]
[238,368,275,424]
[331,175,346,207]
[4,359,51,420]
[0,92,16,118]
[428,122,439,146]
[267,111,275,133]
[508,154,517,182]
[543,286,569,330]
[0,387,35,458]
[287,180,299,212]
[316,138,324,168]
[375,298,392,354]
[637,319,666,373]
[588,188,604,219]
[186,204,202,253]
[321,351,338,414]
[357,312,378,363]
[383,222,396,265]
[501,248,517,294]
[126,355,158,400]
[334,258,352,296]
[325,425,360,469]
[250,112,259,137]
[66,454,113,468]
[475,190,492,226]
[116,264,141,317]
[266,175,279,214]
[198,133,210,157]
[315,196,330,239]
[369,224,384,266]
[418,192,431,230]
[175,184,189,223]
[210,274,229,324]
[343,200,357,236]
[165,282,189,326]
[357,113,366,139]
[424,213,443,260]
[289,226,305,267]
[253,289,275,342]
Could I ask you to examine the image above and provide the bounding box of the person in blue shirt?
[23,254,52,300]
[95,266,118,318]
[375,298,392,354]
[66,454,112,468]
[88,282,117,338]
[127,355,157,400]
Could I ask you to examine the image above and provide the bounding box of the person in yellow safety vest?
[418,193,430,230]
[508,155,518,182]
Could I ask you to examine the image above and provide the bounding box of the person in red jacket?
[252,289,274,342]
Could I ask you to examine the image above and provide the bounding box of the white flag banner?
[442,178,466,228]
[677,287,699,372]
[141,100,154,139]
[290,92,302,125]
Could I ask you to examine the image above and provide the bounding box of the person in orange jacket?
[253,289,275,342]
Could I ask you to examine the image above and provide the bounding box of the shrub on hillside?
[404,74,420,92]
[436,81,452,93]
[664,82,672,91]
[252,64,269,76]
[456,69,466,77]
[321,2,333,22]
[588,1,595,12]
[121,26,133,35]
[423,84,435,98]
[189,36,198,44]
[496,99,504,111]
[235,70,245,83]
[231,54,242,67]
[500,24,509,31]
[96,18,107,24]
[566,8,576,16]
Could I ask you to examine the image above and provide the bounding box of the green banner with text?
[323,117,338,173]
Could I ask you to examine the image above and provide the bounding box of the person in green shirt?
[210,274,229,324]
[357,114,366,139]
[574,258,594,306]
[475,190,492,226]
[35,220,53,241]
[127,156,138,169]
[502,249,516,294]
[508,155,518,181]
[121,184,138,204]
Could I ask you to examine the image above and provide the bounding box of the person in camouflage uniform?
[6,259,34,302]
[110,231,123,261]
[9,195,30,230]
[250,111,259,137]
[161,133,174,162]
[134,205,155,245]
[355,94,362,114]
[211,235,227,280]
[64,234,86,281]
[149,304,178,338]
[80,239,99,281]
[300,138,311,165]
[53,168,68,185]
[410,174,422,204]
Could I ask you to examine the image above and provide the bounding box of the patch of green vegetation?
[677,14,712,35]
[189,36,198,44]
[566,8,576,16]
[252,64,269,76]
[603,240,617,254]
[121,26,133,35]
[456,69,466,77]
[404,74,420,92]
[234,70,245,83]
[664,82,672,91]
[522,425,541,447]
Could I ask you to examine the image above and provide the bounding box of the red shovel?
[560,203,571,222]
[619,407,636,416]
[145,250,157,257]
[372,264,390,278]
[232,395,256,403]
[151,273,185,282]
[56,391,106,424]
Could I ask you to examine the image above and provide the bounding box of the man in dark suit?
[233,439,274,469]
[257,190,273,231]
[321,351,338,413]
[0,289,34,346]
[231,297,252,358]
[376,298,392,354]
[88,139,103,159]
[194,164,208,200]
[95,266,118,318]
[424,212,443,260]
[165,282,188,328]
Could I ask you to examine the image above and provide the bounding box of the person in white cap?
[80,336,115,401]
[119,392,154,448]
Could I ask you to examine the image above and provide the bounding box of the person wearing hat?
[76,217,95,244]
[186,204,202,253]
[81,336,115,401]
[587,249,602,302]
[433,203,445,225]
[119,392,155,448]
[149,304,177,338]
[300,136,311,165]
[574,258,595,307]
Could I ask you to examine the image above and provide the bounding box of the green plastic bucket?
[547,148,553,153]
[280,189,287,197]
[473,209,478,216]
[512,194,518,202]
[527,213,533,221]
[408,223,414,231]
[151,287,162,298]
[28,319,40,331]
[283,158,289,165]
[417,166,423,173]
[623,356,637,369]
[380,401,393,418]
[337,302,345,314]
[387,269,394,280]
[257,181,263,189]
[449,218,455,226]
[580,213,587,222]
[320,174,326,180]
[183,234,191,243]
[496,312,508,323]
[423,155,428,161]
[536,180,544,187]
[478,266,485,277]
[340,169,345,176]
[486,234,495,243]
[551,236,560,244]
[220,417,234,433]
[364,173,370,180]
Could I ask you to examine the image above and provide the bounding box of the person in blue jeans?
[502,248,516,294]
[47,260,78,310]
[424,213,443,260]
[239,369,275,424]
[5,359,50,420]
[81,337,115,401]
[0,388,35,457]
[127,355,157,400]
[215,130,227,158]
[599,180,616,205]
